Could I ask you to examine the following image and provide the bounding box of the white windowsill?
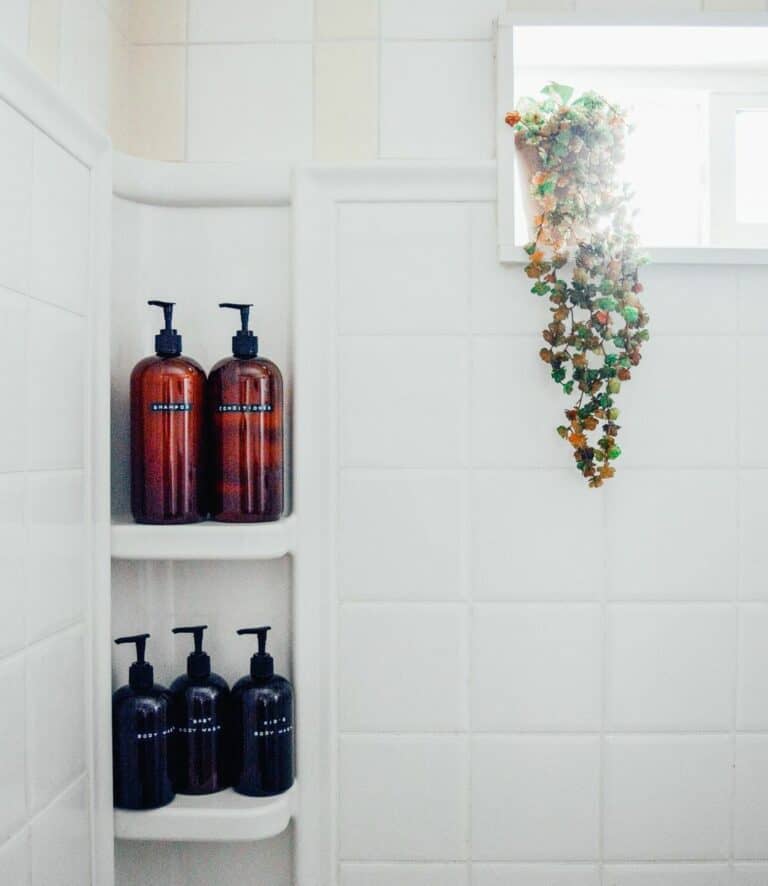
[498,244,768,265]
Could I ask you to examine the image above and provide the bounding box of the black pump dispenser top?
[237,626,273,679]
[172,624,211,679]
[115,633,154,691]
[148,300,182,357]
[220,302,258,358]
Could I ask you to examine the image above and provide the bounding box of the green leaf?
[531,281,551,296]
[542,82,574,106]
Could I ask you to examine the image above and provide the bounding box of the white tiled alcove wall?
[295,165,768,886]
[0,49,111,886]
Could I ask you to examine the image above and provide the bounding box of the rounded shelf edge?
[114,783,297,842]
[110,514,297,561]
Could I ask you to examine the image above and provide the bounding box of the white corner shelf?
[114,784,297,843]
[110,514,297,560]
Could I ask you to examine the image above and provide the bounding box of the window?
[498,23,768,254]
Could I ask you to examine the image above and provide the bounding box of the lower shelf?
[114,783,297,842]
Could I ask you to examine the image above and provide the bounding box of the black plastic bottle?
[112,634,175,810]
[231,627,294,797]
[170,625,230,795]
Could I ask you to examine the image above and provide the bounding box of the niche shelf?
[114,783,297,842]
[110,514,298,561]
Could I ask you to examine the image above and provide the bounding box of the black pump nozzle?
[220,303,258,359]
[172,625,211,680]
[148,300,182,357]
[115,633,154,692]
[237,626,273,679]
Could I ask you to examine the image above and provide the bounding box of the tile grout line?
[599,481,610,880]
[465,204,474,881]
[184,0,191,162]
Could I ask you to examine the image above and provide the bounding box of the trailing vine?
[506,83,649,487]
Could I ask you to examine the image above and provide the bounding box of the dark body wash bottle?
[208,303,284,523]
[131,300,206,524]
[170,625,230,795]
[112,633,175,810]
[231,627,293,797]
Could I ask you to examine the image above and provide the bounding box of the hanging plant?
[505,83,649,487]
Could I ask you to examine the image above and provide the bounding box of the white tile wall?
[603,736,731,860]
[189,0,313,42]
[341,863,469,886]
[0,94,91,885]
[339,735,468,861]
[340,604,468,732]
[380,42,494,159]
[472,736,601,860]
[187,44,313,163]
[331,199,768,882]
[338,469,466,601]
[472,604,602,731]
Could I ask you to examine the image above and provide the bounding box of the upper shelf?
[111,514,297,560]
[114,784,297,842]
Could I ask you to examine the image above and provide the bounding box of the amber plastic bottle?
[130,301,206,524]
[208,303,284,522]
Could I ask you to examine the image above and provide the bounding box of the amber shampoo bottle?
[131,301,206,524]
[208,303,284,522]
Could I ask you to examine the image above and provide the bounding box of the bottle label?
[253,716,292,738]
[217,404,273,413]
[150,402,193,412]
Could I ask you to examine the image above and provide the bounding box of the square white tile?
[340,604,467,732]
[382,0,503,39]
[641,265,737,337]
[735,864,768,885]
[617,337,737,468]
[339,469,466,601]
[0,475,26,658]
[189,0,313,41]
[734,736,768,859]
[603,736,731,860]
[29,776,90,886]
[469,204,543,336]
[471,736,600,860]
[470,337,568,467]
[606,604,734,731]
[470,469,603,601]
[339,735,468,860]
[340,863,469,886]
[30,131,90,315]
[26,627,86,813]
[602,865,730,886]
[740,267,768,336]
[0,0,31,55]
[187,45,313,163]
[58,0,110,129]
[605,471,738,601]
[0,100,32,295]
[473,866,601,886]
[0,656,27,843]
[25,304,84,471]
[316,0,378,39]
[740,343,768,467]
[472,604,602,731]
[380,42,494,159]
[337,204,470,334]
[0,828,29,886]
[741,471,768,598]
[737,605,768,730]
[0,288,27,472]
[339,337,468,467]
[25,471,85,644]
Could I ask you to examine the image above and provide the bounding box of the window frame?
[496,10,768,265]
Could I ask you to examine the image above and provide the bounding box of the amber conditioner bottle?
[208,303,284,522]
[131,300,206,524]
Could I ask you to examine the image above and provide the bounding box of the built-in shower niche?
[109,160,297,883]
